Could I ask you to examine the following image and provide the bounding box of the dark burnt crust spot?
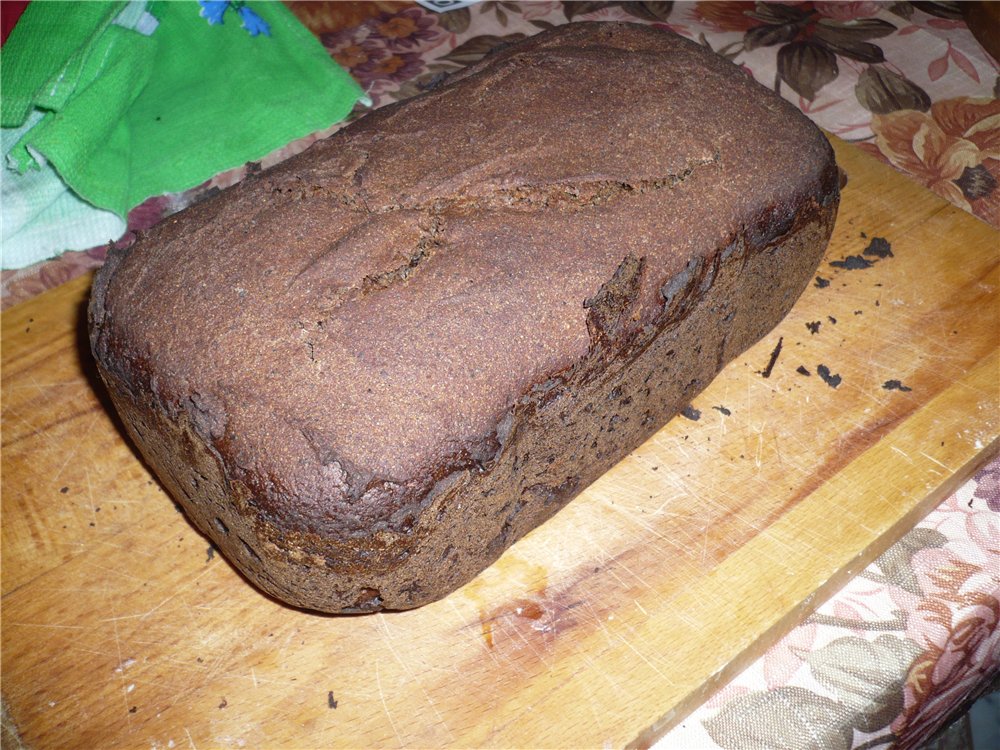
[758,337,784,379]
[817,364,842,389]
[863,236,893,258]
[830,254,875,270]
[681,405,702,421]
[882,379,912,392]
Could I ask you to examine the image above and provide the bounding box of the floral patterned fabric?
[2,3,996,747]
[668,466,1000,750]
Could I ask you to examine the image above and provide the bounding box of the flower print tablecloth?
[3,3,997,748]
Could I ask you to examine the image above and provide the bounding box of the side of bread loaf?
[89,22,839,613]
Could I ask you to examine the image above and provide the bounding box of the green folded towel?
[1,0,366,269]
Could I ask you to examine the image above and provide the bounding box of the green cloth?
[2,111,127,269]
[1,3,128,128]
[1,0,365,220]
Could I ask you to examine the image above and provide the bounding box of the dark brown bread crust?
[89,22,839,613]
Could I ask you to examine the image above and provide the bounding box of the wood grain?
[2,137,998,749]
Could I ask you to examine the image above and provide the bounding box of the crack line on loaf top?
[376,148,722,215]
[278,148,723,217]
[302,211,446,317]
[356,212,444,296]
[292,148,722,313]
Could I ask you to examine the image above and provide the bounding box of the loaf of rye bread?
[89,22,840,613]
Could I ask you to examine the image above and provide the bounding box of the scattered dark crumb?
[830,255,875,270]
[681,405,701,421]
[854,310,863,315]
[806,321,821,335]
[328,691,338,709]
[60,486,69,494]
[814,276,831,288]
[860,231,868,239]
[25,327,30,333]
[129,706,137,714]
[796,365,811,376]
[197,657,204,663]
[712,405,732,416]
[206,546,216,563]
[89,522,96,527]
[651,465,659,471]
[875,283,883,287]
[95,507,101,512]
[827,316,837,324]
[219,698,228,709]
[875,300,880,307]
[758,336,783,378]
[882,379,912,392]
[863,237,893,258]
[817,364,842,389]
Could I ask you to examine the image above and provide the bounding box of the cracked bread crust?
[89,22,840,613]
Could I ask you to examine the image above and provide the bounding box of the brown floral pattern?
[689,479,1000,750]
[697,2,897,100]
[316,5,448,97]
[866,97,1000,223]
[887,501,1000,748]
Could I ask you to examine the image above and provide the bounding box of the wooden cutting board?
[2,138,998,750]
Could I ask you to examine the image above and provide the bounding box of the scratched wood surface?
[2,138,998,750]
